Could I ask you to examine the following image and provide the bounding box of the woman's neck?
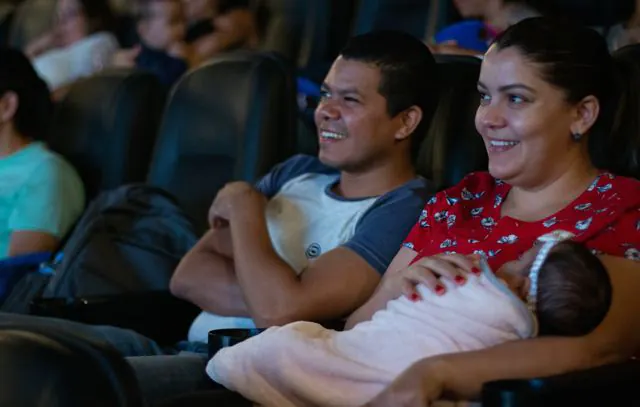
[501,159,599,222]
[0,130,31,158]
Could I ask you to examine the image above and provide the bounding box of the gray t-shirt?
[187,155,433,342]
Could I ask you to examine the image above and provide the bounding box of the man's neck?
[335,158,417,199]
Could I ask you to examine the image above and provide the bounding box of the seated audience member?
[0,49,84,259]
[432,0,541,55]
[209,234,611,406]
[0,30,438,403]
[364,17,640,406]
[181,0,216,44]
[26,0,119,92]
[113,0,189,87]
[188,0,265,65]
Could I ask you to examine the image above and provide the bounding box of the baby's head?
[495,240,612,337]
[137,0,186,51]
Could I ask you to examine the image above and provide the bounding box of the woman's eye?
[509,95,526,105]
[344,96,359,103]
[478,92,490,104]
[319,90,330,100]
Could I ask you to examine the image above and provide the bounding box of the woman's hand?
[383,253,481,301]
[363,358,447,407]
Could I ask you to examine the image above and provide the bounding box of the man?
[169,29,440,345]
[125,29,441,404]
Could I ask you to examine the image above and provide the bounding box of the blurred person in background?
[25,0,119,94]
[430,0,541,55]
[112,0,189,87]
[185,0,266,66]
[0,48,84,259]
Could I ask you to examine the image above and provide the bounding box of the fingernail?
[435,284,446,295]
[454,275,466,285]
[409,293,421,302]
[472,267,481,275]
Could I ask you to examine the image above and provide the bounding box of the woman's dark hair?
[494,17,640,178]
[0,48,52,141]
[76,0,116,34]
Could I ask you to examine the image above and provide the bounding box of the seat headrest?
[147,51,297,231]
[49,69,166,201]
[0,325,143,407]
[417,55,487,190]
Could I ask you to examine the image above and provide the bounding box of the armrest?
[482,360,640,407]
[30,291,201,347]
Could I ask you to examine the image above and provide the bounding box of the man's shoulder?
[257,155,338,198]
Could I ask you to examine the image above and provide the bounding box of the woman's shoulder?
[589,172,640,208]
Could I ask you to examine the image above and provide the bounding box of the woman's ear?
[0,92,18,124]
[394,106,423,141]
[570,95,600,136]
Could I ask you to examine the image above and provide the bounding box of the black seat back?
[147,51,297,232]
[48,69,166,201]
[0,326,143,407]
[351,0,432,39]
[417,54,487,190]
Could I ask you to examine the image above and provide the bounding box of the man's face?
[313,57,407,173]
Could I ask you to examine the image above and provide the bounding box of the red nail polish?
[472,267,481,275]
[435,285,446,295]
[454,275,466,285]
[410,293,421,302]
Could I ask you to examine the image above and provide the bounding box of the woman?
[0,48,84,259]
[25,0,118,92]
[358,17,640,406]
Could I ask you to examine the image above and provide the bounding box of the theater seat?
[0,326,143,407]
[49,69,166,201]
[147,51,297,232]
[417,54,487,190]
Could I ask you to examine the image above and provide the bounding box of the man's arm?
[170,226,250,317]
[368,255,640,405]
[229,189,381,326]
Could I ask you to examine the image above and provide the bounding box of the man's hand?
[364,358,446,407]
[208,181,266,228]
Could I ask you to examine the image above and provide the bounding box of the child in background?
[208,232,612,406]
[113,0,188,87]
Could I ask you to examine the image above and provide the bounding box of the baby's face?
[493,246,541,300]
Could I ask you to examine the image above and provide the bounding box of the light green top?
[0,142,85,258]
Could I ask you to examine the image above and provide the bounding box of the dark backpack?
[1,184,199,313]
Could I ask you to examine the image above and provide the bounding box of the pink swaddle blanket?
[207,268,536,407]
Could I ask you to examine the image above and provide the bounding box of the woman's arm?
[345,247,417,329]
[366,255,640,405]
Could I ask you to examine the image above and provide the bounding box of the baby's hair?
[536,241,612,337]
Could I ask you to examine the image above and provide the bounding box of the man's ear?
[394,106,423,141]
[0,92,18,124]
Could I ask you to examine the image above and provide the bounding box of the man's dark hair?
[339,30,440,155]
[537,241,612,337]
[0,48,52,141]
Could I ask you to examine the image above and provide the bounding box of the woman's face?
[181,0,215,23]
[475,45,588,187]
[55,0,88,47]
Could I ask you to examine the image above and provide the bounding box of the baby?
[207,231,612,407]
